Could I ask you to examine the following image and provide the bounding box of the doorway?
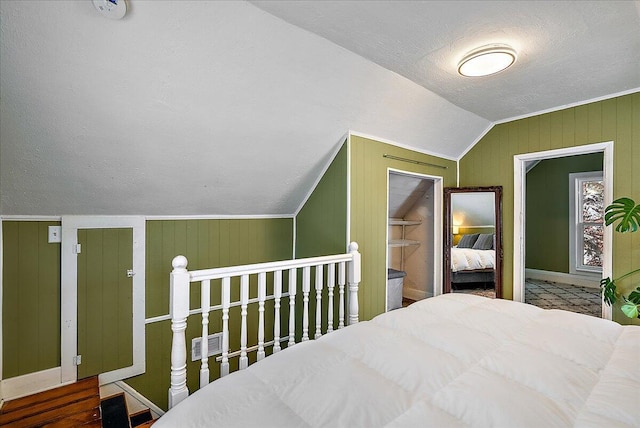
[386,169,442,311]
[61,216,146,384]
[513,142,613,320]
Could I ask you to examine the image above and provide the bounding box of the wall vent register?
[191,333,222,361]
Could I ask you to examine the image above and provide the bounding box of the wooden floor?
[0,376,101,427]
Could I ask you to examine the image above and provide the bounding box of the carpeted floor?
[525,278,601,318]
[452,282,496,299]
[453,287,496,298]
[403,280,601,318]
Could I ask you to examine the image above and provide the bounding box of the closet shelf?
[388,239,421,248]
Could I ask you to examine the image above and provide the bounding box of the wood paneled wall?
[526,153,603,273]
[2,221,61,378]
[125,218,293,410]
[460,92,639,324]
[296,143,348,258]
[349,135,457,320]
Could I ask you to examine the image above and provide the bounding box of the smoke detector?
[93,0,127,20]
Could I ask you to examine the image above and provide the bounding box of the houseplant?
[600,197,640,318]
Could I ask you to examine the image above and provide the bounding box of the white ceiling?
[451,193,496,227]
[1,1,638,216]
[252,0,640,122]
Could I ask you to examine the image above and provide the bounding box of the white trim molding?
[0,215,62,221]
[115,380,165,417]
[494,87,640,126]
[145,214,294,220]
[456,123,496,162]
[294,133,349,217]
[0,367,71,401]
[513,142,613,320]
[525,269,600,289]
[349,130,458,162]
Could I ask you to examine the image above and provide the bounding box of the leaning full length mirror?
[444,187,502,298]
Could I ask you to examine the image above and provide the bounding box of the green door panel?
[77,228,133,379]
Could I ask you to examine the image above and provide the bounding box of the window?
[569,172,604,275]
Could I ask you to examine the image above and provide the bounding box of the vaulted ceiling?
[1,1,638,216]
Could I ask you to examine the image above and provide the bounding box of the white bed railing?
[168,242,361,408]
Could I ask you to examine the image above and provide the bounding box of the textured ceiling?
[451,193,496,227]
[1,1,638,216]
[252,0,640,121]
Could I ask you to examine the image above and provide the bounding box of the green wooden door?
[77,228,134,379]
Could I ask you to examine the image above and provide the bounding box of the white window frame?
[569,171,604,276]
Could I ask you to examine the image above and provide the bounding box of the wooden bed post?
[348,242,361,324]
[168,255,190,409]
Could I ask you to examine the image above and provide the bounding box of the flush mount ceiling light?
[93,0,127,20]
[457,44,517,77]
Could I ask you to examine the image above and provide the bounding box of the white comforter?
[451,247,495,272]
[155,294,639,428]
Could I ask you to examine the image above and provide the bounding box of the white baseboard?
[0,367,69,401]
[403,288,428,301]
[116,380,165,417]
[525,268,600,289]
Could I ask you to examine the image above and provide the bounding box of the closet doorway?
[386,169,442,311]
[513,142,613,320]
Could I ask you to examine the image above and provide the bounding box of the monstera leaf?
[600,277,617,306]
[604,197,640,233]
[621,287,640,319]
[600,196,640,319]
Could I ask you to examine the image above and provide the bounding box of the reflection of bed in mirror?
[444,187,503,297]
[451,233,495,286]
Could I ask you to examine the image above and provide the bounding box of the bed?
[156,246,639,427]
[451,233,495,286]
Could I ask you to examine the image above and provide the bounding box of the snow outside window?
[569,171,604,275]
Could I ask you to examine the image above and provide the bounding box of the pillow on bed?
[472,233,494,250]
[457,234,479,248]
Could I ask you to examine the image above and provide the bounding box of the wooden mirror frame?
[443,186,503,298]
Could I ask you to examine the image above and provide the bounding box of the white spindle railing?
[200,279,210,388]
[239,275,249,370]
[273,270,282,353]
[327,263,335,334]
[338,261,346,329]
[287,268,296,347]
[315,266,323,339]
[302,266,310,342]
[257,272,266,361]
[168,242,361,409]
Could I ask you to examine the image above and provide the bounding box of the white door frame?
[61,216,146,385]
[385,168,443,311]
[513,142,613,320]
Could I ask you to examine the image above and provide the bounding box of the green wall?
[77,228,134,379]
[2,217,293,410]
[125,218,293,410]
[526,153,603,273]
[460,92,640,324]
[349,135,457,321]
[296,143,348,258]
[2,221,61,378]
[293,142,348,339]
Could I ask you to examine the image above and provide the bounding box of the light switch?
[48,226,62,243]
